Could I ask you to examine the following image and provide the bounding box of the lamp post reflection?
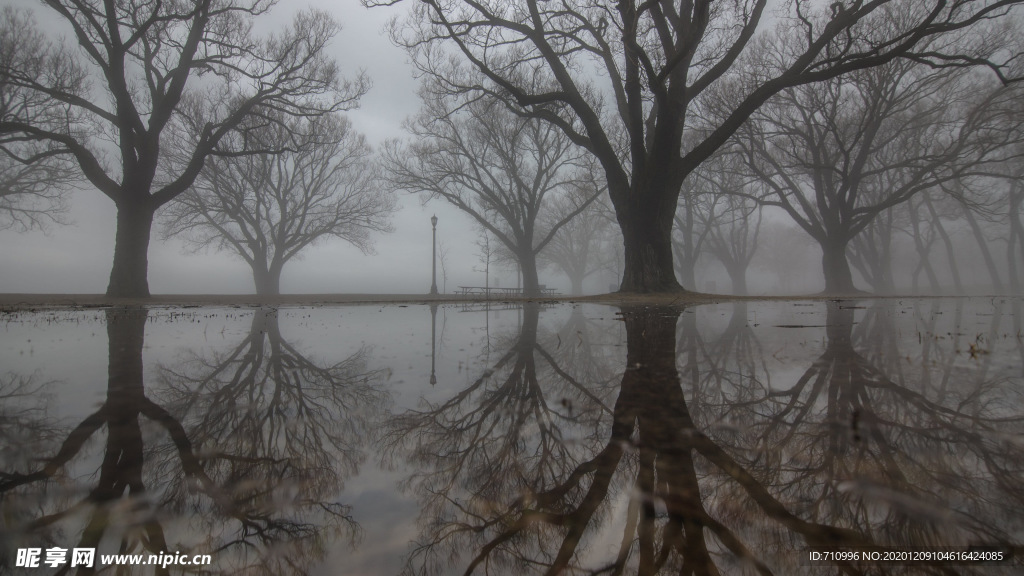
[384,301,1024,575]
[429,214,439,295]
[430,303,438,385]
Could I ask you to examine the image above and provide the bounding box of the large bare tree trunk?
[252,260,283,296]
[1009,185,1023,294]
[107,201,156,298]
[922,196,963,294]
[569,274,584,297]
[726,262,748,296]
[821,239,857,294]
[618,193,684,293]
[520,251,541,297]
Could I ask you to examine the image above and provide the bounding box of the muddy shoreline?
[0,291,1002,312]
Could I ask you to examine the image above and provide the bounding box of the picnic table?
[456,286,558,297]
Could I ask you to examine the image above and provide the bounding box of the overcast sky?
[0,0,534,295]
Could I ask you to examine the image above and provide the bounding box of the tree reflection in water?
[0,307,386,574]
[386,301,1024,575]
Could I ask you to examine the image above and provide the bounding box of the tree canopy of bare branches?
[162,113,395,295]
[370,0,1024,294]
[0,8,77,232]
[0,147,72,232]
[538,179,619,295]
[0,3,365,296]
[734,55,1024,293]
[384,92,599,296]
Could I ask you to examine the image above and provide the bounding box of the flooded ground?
[1,297,1022,574]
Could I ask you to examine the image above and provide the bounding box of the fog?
[1,0,1021,297]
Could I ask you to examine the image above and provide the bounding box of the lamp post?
[429,214,439,295]
[429,303,438,385]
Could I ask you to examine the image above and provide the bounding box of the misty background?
[1,0,1020,296]
[0,0,465,295]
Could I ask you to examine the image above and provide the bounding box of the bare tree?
[749,222,819,293]
[538,179,619,295]
[436,238,451,293]
[0,3,364,297]
[0,148,72,232]
[1008,179,1024,293]
[672,191,711,292]
[371,0,1024,293]
[384,93,599,296]
[958,191,1008,291]
[473,228,496,292]
[0,9,76,232]
[675,152,762,295]
[162,113,395,295]
[734,56,1024,294]
[848,205,900,293]
[702,195,762,296]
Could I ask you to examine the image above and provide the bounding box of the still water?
[1,298,1022,574]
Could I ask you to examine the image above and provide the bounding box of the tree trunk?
[672,203,698,291]
[106,201,156,298]
[521,250,541,297]
[619,199,684,293]
[570,274,584,296]
[923,196,962,294]
[821,238,858,294]
[252,260,283,296]
[908,201,940,293]
[962,207,1004,292]
[676,258,697,292]
[1009,185,1022,294]
[726,263,748,296]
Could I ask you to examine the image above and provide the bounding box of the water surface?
[1,298,1022,574]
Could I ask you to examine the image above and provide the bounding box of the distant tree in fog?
[1008,178,1024,293]
[0,10,75,232]
[538,178,619,295]
[162,114,395,295]
[701,196,762,296]
[0,3,362,297]
[734,53,1024,294]
[473,228,495,291]
[672,189,710,292]
[384,91,600,297]
[437,239,451,293]
[752,223,820,294]
[674,152,761,295]
[0,147,72,232]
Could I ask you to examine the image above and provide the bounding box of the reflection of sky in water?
[1,298,1022,574]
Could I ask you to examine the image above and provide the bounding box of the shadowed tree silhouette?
[370,0,1024,293]
[728,301,1024,564]
[382,301,1024,575]
[0,3,363,297]
[379,303,623,574]
[156,308,388,509]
